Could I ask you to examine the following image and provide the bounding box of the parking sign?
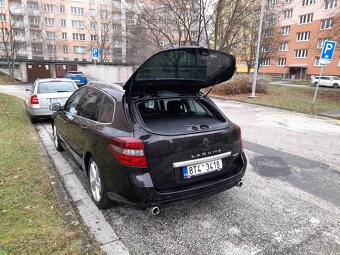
[320,41,337,61]
[92,47,99,60]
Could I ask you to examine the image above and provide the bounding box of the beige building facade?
[0,0,133,63]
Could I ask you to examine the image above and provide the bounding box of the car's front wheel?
[333,83,339,88]
[313,82,318,87]
[53,125,63,151]
[88,157,111,209]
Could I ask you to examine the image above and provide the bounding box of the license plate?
[50,98,61,103]
[183,159,223,179]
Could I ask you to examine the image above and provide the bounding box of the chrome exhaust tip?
[237,180,243,188]
[149,206,160,215]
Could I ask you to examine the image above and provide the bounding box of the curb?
[35,123,130,255]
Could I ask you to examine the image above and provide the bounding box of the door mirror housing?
[49,102,62,111]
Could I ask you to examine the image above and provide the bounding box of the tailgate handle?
[80,124,88,131]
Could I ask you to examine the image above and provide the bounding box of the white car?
[311,76,340,88]
[26,78,78,123]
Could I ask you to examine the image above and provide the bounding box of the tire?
[30,114,38,123]
[88,157,111,209]
[333,83,339,88]
[313,82,318,87]
[53,125,63,151]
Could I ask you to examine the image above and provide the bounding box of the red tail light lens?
[30,95,39,105]
[233,125,243,149]
[108,137,147,167]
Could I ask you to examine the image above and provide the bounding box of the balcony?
[11,21,24,29]
[32,51,43,56]
[28,9,40,16]
[30,24,41,30]
[31,37,43,43]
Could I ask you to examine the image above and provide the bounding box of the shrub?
[213,74,269,95]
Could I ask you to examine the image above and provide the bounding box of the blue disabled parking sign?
[92,47,99,60]
[320,41,337,61]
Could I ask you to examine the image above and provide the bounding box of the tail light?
[108,137,147,167]
[233,125,243,149]
[30,95,39,105]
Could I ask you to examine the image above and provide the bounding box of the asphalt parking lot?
[1,85,340,254]
[36,101,340,255]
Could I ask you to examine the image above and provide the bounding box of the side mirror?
[49,102,62,111]
[25,88,31,91]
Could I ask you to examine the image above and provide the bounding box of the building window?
[277,58,286,66]
[262,45,271,52]
[314,57,321,66]
[45,18,54,26]
[294,49,308,58]
[267,0,277,7]
[112,24,121,31]
[264,29,273,38]
[325,0,337,9]
[261,59,270,66]
[47,44,56,52]
[267,14,275,23]
[0,14,6,21]
[281,26,290,35]
[61,19,66,27]
[283,9,293,19]
[60,5,65,13]
[72,33,86,41]
[285,0,292,2]
[89,9,96,16]
[71,7,84,15]
[46,31,56,39]
[101,23,109,30]
[89,0,95,3]
[63,45,68,53]
[0,28,8,36]
[44,4,54,12]
[72,20,85,29]
[100,0,108,4]
[91,35,97,41]
[0,0,4,7]
[302,0,315,6]
[101,35,109,41]
[299,13,313,24]
[74,46,86,54]
[62,32,67,40]
[317,38,329,48]
[320,19,333,29]
[279,42,288,51]
[90,22,97,29]
[296,31,310,41]
[100,10,108,18]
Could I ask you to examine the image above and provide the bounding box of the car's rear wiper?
[57,90,71,92]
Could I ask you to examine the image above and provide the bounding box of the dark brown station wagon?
[50,47,247,214]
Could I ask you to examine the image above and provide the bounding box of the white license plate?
[50,98,61,103]
[183,159,223,179]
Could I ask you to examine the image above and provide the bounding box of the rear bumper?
[28,106,53,117]
[106,152,247,207]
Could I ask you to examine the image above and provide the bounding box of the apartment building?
[0,0,134,63]
[259,0,340,79]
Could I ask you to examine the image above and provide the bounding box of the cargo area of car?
[136,97,228,135]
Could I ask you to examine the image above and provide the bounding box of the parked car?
[64,71,88,86]
[311,76,340,88]
[50,47,247,213]
[26,78,78,123]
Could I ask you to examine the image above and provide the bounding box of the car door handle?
[80,124,88,131]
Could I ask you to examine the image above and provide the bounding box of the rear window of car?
[37,81,77,93]
[67,72,84,77]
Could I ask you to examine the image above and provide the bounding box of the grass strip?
[212,85,340,115]
[0,94,88,254]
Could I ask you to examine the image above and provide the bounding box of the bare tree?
[0,8,27,80]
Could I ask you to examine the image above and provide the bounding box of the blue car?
[64,71,88,86]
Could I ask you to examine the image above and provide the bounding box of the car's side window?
[77,88,101,119]
[64,88,87,115]
[89,93,104,121]
[98,96,115,123]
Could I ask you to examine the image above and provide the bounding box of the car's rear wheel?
[333,83,339,88]
[53,125,63,151]
[88,157,111,209]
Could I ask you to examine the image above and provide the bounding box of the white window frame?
[45,18,54,26]
[62,45,68,53]
[44,4,54,12]
[296,31,311,41]
[277,58,286,66]
[72,20,85,29]
[71,7,84,15]
[61,32,67,40]
[314,57,321,66]
[74,46,86,54]
[320,19,333,30]
[61,19,66,27]
[279,42,288,51]
[302,0,315,6]
[325,0,337,9]
[281,26,290,35]
[283,9,293,19]
[294,49,308,58]
[0,14,6,22]
[299,13,313,24]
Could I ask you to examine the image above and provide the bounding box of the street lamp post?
[250,0,266,98]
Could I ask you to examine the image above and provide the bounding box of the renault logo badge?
[202,138,210,151]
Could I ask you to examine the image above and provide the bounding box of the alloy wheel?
[89,160,102,202]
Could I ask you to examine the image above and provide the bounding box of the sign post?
[311,41,337,108]
[92,47,99,80]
